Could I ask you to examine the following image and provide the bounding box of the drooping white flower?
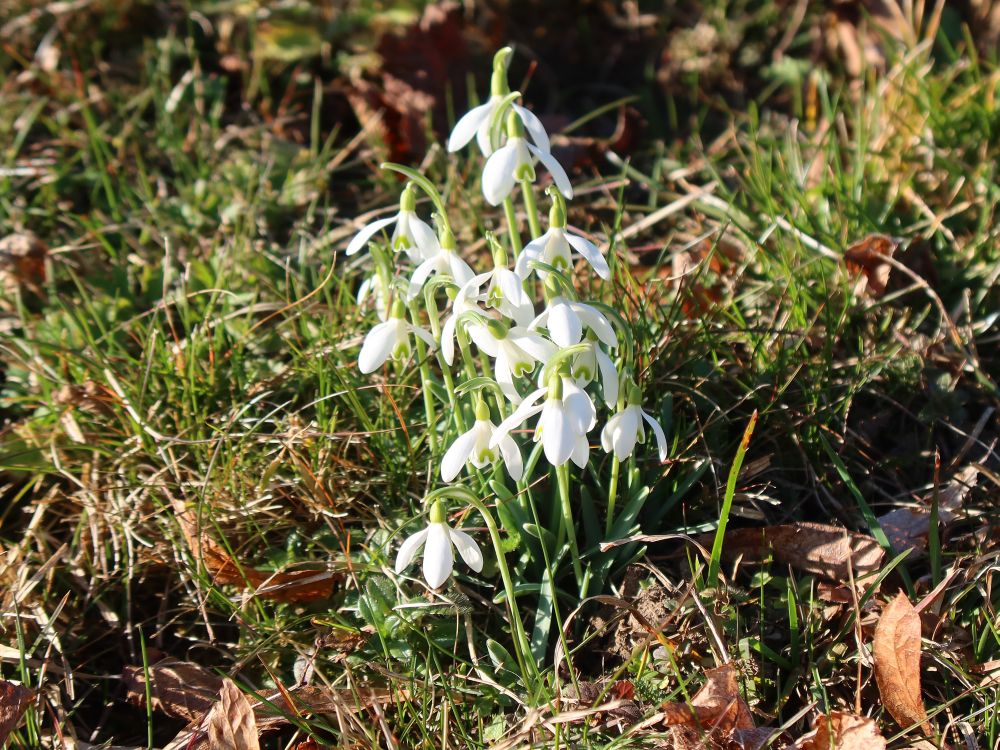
[447,47,550,156]
[441,402,523,481]
[571,339,619,407]
[394,501,484,589]
[601,390,668,461]
[356,272,392,321]
[465,254,534,326]
[469,320,556,403]
[516,226,609,281]
[345,185,439,260]
[358,303,435,374]
[482,111,572,206]
[440,274,488,366]
[529,295,617,349]
[407,227,476,301]
[491,374,596,468]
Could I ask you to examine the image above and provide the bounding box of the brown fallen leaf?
[165,684,404,750]
[873,593,932,736]
[0,680,35,745]
[792,710,887,749]
[732,726,789,750]
[662,664,754,738]
[207,679,260,750]
[844,234,897,298]
[0,232,47,303]
[123,659,224,723]
[878,465,978,556]
[696,522,884,582]
[170,496,337,602]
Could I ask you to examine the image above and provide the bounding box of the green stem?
[521,179,542,239]
[503,197,522,257]
[409,302,439,455]
[605,457,621,537]
[464,496,537,684]
[556,464,584,588]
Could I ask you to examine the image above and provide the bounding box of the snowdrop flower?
[407,225,475,300]
[345,184,439,260]
[440,274,488,366]
[358,300,435,374]
[447,47,549,156]
[571,337,619,407]
[469,319,556,403]
[482,110,572,206]
[491,372,596,468]
[356,271,391,321]
[394,500,483,589]
[516,197,609,280]
[530,288,617,350]
[601,385,668,461]
[468,241,534,326]
[442,400,523,481]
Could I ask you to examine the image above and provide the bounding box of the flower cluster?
[346,47,667,591]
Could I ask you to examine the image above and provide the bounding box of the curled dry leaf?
[207,679,260,750]
[661,664,754,738]
[0,680,35,745]
[170,497,337,602]
[878,465,978,556]
[0,232,47,302]
[844,234,897,298]
[792,711,886,750]
[873,592,933,736]
[123,658,224,723]
[696,522,884,582]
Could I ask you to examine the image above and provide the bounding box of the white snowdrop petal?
[482,144,520,205]
[409,216,440,260]
[358,321,399,374]
[441,428,479,482]
[596,349,620,406]
[562,378,597,432]
[494,352,522,404]
[449,528,484,573]
[449,255,477,287]
[642,409,669,462]
[547,301,582,347]
[448,101,494,152]
[394,527,429,573]
[407,323,436,348]
[345,216,396,256]
[491,388,546,447]
[423,523,454,589]
[441,315,457,366]
[408,256,438,299]
[497,269,529,309]
[571,434,590,469]
[575,303,618,349]
[468,325,501,358]
[600,416,617,452]
[513,103,550,153]
[508,329,555,364]
[498,432,524,481]
[565,232,610,279]
[540,400,574,466]
[528,143,573,199]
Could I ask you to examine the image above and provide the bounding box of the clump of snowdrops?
[346,47,667,672]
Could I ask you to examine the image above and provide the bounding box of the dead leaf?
[696,522,884,582]
[0,680,34,745]
[844,234,897,298]
[123,659,224,723]
[169,496,337,602]
[873,593,932,736]
[165,685,402,750]
[662,664,754,740]
[878,465,978,556]
[207,679,260,750]
[732,726,789,750]
[792,711,887,749]
[0,232,47,303]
